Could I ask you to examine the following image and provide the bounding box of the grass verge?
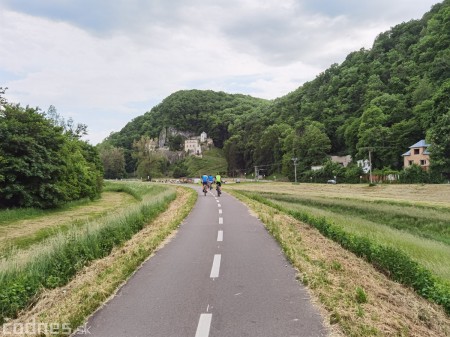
[0,183,177,324]
[263,193,450,245]
[229,190,450,337]
[0,187,196,336]
[237,191,450,315]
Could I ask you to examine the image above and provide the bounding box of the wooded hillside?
[102,0,450,180]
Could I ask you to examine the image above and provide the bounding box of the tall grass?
[0,183,176,324]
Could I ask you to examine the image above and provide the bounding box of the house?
[184,131,214,157]
[330,155,352,167]
[184,138,202,156]
[402,140,430,170]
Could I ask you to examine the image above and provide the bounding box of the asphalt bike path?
[75,186,326,337]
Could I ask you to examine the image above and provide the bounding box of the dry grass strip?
[1,187,196,337]
[232,191,450,337]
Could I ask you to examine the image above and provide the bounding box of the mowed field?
[227,182,450,336]
[228,182,450,207]
[228,182,450,280]
[0,181,192,327]
[0,192,137,257]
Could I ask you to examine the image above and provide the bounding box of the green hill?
[101,0,450,180]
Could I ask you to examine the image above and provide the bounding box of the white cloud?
[0,0,442,144]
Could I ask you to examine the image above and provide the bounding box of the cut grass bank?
[0,182,179,324]
[230,190,450,337]
[1,186,196,337]
[244,192,450,313]
[0,192,136,257]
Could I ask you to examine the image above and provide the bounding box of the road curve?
[74,186,327,337]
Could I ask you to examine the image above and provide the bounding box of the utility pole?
[368,149,373,184]
[291,158,298,183]
[254,166,258,182]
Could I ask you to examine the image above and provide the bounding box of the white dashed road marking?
[218,217,223,225]
[195,313,212,337]
[217,230,223,242]
[210,254,221,278]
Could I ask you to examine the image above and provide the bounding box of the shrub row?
[0,191,176,324]
[240,191,450,315]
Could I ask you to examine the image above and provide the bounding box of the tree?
[428,111,450,179]
[46,105,88,139]
[253,124,290,174]
[0,87,7,106]
[168,134,184,151]
[132,136,167,179]
[98,145,126,179]
[0,104,103,208]
[296,123,331,170]
[223,134,245,174]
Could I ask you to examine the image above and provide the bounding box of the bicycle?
[216,184,221,197]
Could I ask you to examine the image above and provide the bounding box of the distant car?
[236,178,241,183]
[327,179,337,184]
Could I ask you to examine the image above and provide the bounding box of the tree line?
[0,95,103,209]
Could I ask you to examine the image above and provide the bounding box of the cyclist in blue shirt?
[208,175,214,190]
[201,175,209,195]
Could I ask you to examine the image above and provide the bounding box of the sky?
[0,0,442,144]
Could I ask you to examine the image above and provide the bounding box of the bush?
[399,164,430,183]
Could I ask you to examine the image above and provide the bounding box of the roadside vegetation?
[228,182,450,336]
[0,104,103,209]
[0,181,181,324]
[0,182,142,258]
[1,185,197,336]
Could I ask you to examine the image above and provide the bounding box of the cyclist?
[201,174,209,195]
[208,175,214,190]
[215,174,222,196]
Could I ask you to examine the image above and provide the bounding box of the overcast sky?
[0,0,441,144]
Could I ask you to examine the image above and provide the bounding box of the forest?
[101,0,449,182]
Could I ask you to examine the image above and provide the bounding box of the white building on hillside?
[200,132,207,143]
[184,138,202,156]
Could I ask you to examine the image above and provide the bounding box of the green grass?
[0,198,93,227]
[0,182,177,323]
[185,148,227,177]
[0,181,155,227]
[37,187,198,336]
[0,181,155,256]
[263,193,450,245]
[103,180,167,200]
[259,192,450,281]
[233,190,450,315]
